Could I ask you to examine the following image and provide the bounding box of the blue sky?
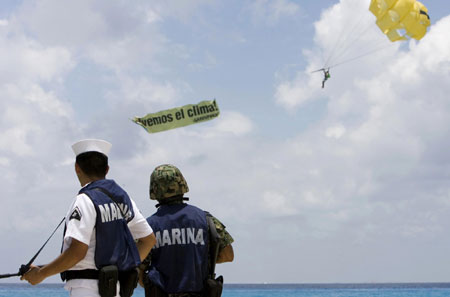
[0,0,450,284]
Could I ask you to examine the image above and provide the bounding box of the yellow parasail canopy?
[369,0,430,42]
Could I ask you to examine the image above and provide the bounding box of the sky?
[0,0,450,285]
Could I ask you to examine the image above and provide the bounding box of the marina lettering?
[154,228,205,248]
[98,202,130,223]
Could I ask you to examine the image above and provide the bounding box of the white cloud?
[17,0,128,47]
[325,124,346,139]
[150,0,215,21]
[274,69,320,109]
[211,111,253,136]
[145,9,163,24]
[0,157,10,166]
[248,0,301,25]
[0,10,79,233]
[14,0,167,73]
[265,14,450,248]
[275,0,397,109]
[113,76,180,106]
[25,84,72,116]
[0,34,73,84]
[87,34,166,72]
[0,127,35,157]
[262,191,297,216]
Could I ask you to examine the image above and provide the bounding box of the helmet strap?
[155,195,189,208]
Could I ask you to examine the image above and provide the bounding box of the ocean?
[1,283,450,297]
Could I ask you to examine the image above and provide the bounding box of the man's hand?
[138,267,146,288]
[20,265,46,285]
[20,238,88,286]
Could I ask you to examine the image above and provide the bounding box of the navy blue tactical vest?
[80,179,141,271]
[146,203,209,293]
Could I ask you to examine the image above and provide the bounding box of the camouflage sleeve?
[211,215,234,250]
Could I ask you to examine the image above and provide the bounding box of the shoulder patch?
[70,206,82,221]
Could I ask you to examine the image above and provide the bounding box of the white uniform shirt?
[63,190,153,293]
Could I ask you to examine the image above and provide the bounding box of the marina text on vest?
[98,202,131,223]
[154,228,205,248]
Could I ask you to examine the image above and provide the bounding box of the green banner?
[132,100,220,133]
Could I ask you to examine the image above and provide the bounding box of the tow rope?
[0,217,65,279]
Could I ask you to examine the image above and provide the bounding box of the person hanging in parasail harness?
[322,68,330,89]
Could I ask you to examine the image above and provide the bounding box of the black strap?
[94,187,127,218]
[22,217,66,274]
[0,217,64,279]
[0,272,22,279]
[0,217,66,279]
[64,269,99,280]
[205,212,220,278]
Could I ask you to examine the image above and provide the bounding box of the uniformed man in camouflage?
[139,164,234,297]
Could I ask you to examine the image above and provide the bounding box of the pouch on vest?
[118,268,139,297]
[98,265,118,297]
[204,275,223,297]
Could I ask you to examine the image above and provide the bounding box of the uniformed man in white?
[22,139,156,297]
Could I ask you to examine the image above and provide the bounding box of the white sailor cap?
[72,139,112,157]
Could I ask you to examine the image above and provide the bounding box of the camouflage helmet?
[149,164,189,200]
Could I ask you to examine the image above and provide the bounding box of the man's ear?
[75,162,85,176]
[106,165,110,175]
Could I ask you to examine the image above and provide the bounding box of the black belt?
[64,269,99,281]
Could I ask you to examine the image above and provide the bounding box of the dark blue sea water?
[2,283,450,297]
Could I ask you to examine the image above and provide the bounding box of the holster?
[119,268,139,297]
[97,266,139,297]
[98,265,118,297]
[203,275,223,297]
[143,273,168,297]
